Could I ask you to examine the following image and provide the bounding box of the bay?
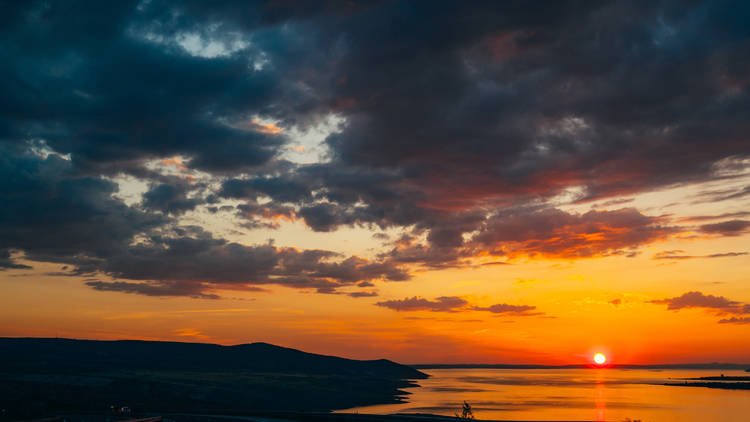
[338,368,750,421]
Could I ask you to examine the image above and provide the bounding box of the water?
[338,368,750,422]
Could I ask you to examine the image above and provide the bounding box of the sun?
[593,353,607,365]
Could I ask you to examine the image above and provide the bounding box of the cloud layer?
[651,291,750,324]
[2,1,750,298]
[376,296,542,316]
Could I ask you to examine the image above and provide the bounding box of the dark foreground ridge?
[0,338,427,420]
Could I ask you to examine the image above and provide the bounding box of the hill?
[0,338,426,419]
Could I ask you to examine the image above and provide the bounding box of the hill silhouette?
[0,338,426,419]
[0,338,424,378]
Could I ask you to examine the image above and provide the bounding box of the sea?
[337,368,750,422]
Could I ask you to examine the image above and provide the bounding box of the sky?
[1,0,750,365]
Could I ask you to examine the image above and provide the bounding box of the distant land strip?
[412,363,750,370]
[664,382,750,390]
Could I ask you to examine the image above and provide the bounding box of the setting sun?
[594,353,607,365]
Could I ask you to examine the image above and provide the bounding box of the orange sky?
[2,1,750,366]
[2,175,749,365]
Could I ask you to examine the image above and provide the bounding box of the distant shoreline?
[412,363,750,370]
[664,382,750,390]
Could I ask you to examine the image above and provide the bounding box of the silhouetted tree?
[455,401,474,419]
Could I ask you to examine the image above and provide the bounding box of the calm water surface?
[338,368,750,422]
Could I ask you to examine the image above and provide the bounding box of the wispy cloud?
[693,185,750,203]
[678,212,750,223]
[652,250,748,260]
[718,317,750,325]
[651,291,750,324]
[376,296,469,313]
[472,304,541,316]
[376,296,543,316]
[698,220,750,236]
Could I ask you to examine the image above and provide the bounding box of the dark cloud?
[694,185,750,203]
[376,296,542,316]
[650,291,750,317]
[652,250,748,260]
[609,299,622,306]
[3,1,750,298]
[313,1,750,206]
[235,201,296,229]
[678,212,750,223]
[202,1,750,249]
[698,220,750,236]
[297,203,352,232]
[0,249,31,270]
[0,146,166,267]
[86,280,220,299]
[219,172,313,204]
[470,208,674,259]
[472,304,539,315]
[377,207,675,271]
[87,226,409,297]
[347,291,378,298]
[0,147,408,297]
[376,296,469,313]
[141,179,204,215]
[718,317,750,324]
[0,1,289,174]
[480,261,512,266]
[652,291,750,325]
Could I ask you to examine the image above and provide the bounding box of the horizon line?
[411,363,750,368]
[4,337,750,368]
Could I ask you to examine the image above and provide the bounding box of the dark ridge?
[0,338,427,419]
[0,337,425,379]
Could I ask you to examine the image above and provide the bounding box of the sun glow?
[593,353,607,365]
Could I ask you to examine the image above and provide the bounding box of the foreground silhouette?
[0,338,426,420]
[455,401,474,420]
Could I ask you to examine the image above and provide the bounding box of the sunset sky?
[2,0,750,365]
